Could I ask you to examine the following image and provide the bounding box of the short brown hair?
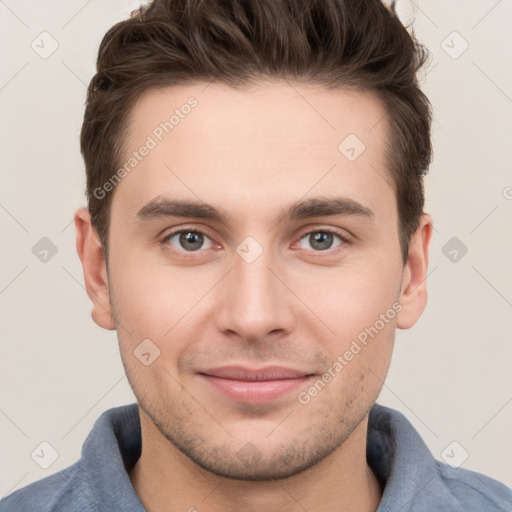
[80,0,432,264]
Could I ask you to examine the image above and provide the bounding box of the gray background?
[1,0,511,497]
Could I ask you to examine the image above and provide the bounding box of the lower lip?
[200,375,312,404]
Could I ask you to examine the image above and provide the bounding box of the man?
[1,0,511,510]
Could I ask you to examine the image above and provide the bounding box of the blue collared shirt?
[1,403,511,511]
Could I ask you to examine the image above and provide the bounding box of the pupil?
[180,232,203,251]
[311,232,332,250]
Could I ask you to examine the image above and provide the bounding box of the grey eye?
[298,231,343,251]
[166,231,214,251]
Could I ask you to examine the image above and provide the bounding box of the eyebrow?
[135,196,374,225]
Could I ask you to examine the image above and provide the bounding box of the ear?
[396,213,433,329]
[74,207,116,330]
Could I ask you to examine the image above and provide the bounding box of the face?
[79,80,430,480]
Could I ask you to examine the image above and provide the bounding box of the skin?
[75,80,432,512]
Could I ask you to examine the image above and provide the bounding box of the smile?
[199,366,314,404]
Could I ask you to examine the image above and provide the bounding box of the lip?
[199,365,314,404]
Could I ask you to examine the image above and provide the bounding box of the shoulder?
[368,404,512,511]
[431,461,512,511]
[0,461,100,512]
[0,404,140,512]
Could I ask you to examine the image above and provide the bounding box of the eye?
[164,230,215,252]
[298,230,345,251]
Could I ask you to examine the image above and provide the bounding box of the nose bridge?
[236,253,275,311]
[215,245,294,341]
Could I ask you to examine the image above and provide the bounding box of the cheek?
[108,251,220,347]
[292,258,401,345]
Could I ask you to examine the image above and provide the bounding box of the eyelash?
[160,226,350,255]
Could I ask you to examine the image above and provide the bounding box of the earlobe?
[396,213,433,330]
[74,207,116,330]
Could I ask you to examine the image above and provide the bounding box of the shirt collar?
[82,402,438,511]
[367,403,438,511]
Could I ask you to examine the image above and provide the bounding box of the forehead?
[114,80,395,225]
[126,80,388,154]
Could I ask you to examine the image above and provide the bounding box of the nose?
[214,246,296,343]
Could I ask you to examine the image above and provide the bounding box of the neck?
[130,410,382,512]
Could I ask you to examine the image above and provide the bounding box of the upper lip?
[200,366,311,381]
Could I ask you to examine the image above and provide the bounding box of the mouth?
[198,365,315,404]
